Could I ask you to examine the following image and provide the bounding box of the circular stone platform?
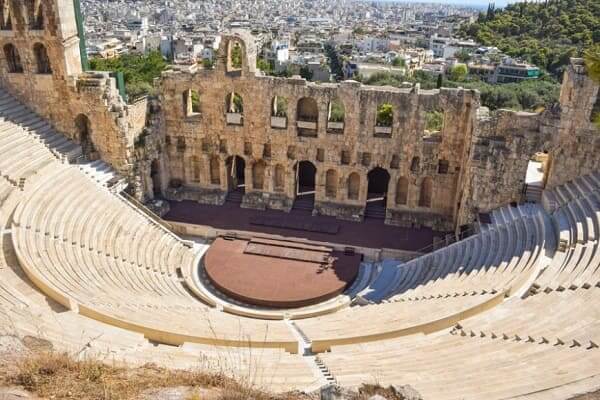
[203,237,361,308]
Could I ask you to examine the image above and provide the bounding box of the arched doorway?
[293,160,316,211]
[150,159,161,196]
[225,155,245,203]
[366,167,390,219]
[75,114,97,160]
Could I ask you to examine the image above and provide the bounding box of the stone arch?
[273,164,285,192]
[190,156,201,182]
[183,89,200,117]
[226,39,243,73]
[210,155,221,185]
[410,156,420,173]
[225,92,243,113]
[75,114,96,160]
[4,43,22,73]
[325,169,338,199]
[396,176,409,205]
[0,0,12,30]
[26,0,43,30]
[252,160,266,190]
[419,177,433,208]
[225,155,246,192]
[297,97,319,122]
[33,43,51,74]
[347,172,360,200]
[272,95,288,117]
[150,159,162,196]
[367,167,390,199]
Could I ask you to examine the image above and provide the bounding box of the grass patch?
[0,350,309,400]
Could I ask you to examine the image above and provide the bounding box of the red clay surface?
[204,237,361,308]
[165,200,444,252]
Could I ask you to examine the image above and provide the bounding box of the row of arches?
[186,156,434,209]
[3,42,51,74]
[1,0,44,30]
[182,91,407,132]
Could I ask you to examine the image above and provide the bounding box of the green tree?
[425,111,444,132]
[458,0,599,76]
[202,58,214,70]
[585,45,600,128]
[450,64,468,81]
[392,57,406,67]
[455,49,472,63]
[256,58,273,74]
[89,51,167,101]
[376,103,393,127]
[584,45,600,83]
[299,66,313,81]
[230,44,242,68]
[436,74,443,88]
[329,101,345,122]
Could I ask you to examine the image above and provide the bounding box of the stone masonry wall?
[0,0,137,175]
[152,33,478,231]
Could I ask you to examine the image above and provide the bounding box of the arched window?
[271,96,288,128]
[252,160,266,190]
[374,102,393,137]
[297,97,318,122]
[75,114,96,160]
[225,92,243,125]
[27,0,43,30]
[210,156,220,185]
[396,176,409,205]
[4,44,23,73]
[0,0,12,30]
[273,164,285,192]
[325,169,338,199]
[227,40,243,73]
[297,97,318,136]
[183,89,200,117]
[419,177,433,208]
[410,156,420,173]
[327,98,345,133]
[347,172,360,200]
[191,156,201,182]
[33,43,51,74]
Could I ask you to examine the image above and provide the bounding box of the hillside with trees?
[458,0,600,76]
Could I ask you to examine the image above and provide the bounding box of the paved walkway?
[165,200,446,252]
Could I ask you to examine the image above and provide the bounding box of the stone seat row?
[317,327,600,400]
[533,177,600,293]
[0,93,82,163]
[13,165,192,277]
[455,287,600,349]
[356,204,548,305]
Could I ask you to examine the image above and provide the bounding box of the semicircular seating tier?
[2,87,600,398]
[316,172,600,399]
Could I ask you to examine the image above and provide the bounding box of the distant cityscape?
[81,0,540,85]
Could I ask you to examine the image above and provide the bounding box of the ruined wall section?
[0,0,136,175]
[546,59,600,188]
[155,35,478,231]
[457,108,557,226]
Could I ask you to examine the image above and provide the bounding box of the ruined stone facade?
[0,1,598,233]
[0,0,143,175]
[150,33,478,230]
